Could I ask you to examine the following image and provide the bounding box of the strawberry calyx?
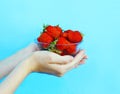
[43,24,49,32]
[48,39,62,54]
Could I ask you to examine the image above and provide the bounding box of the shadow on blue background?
[0,0,120,94]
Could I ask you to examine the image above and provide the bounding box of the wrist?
[25,52,44,72]
[22,54,39,73]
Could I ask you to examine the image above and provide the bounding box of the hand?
[28,50,87,77]
[0,50,87,94]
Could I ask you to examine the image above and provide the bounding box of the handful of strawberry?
[37,25,83,55]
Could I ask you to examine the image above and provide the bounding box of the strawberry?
[61,32,68,38]
[45,25,62,39]
[37,32,53,48]
[61,30,73,38]
[66,44,77,54]
[56,37,70,50]
[68,31,83,43]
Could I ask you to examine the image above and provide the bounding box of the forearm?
[0,59,32,94]
[0,47,31,79]
[0,43,38,79]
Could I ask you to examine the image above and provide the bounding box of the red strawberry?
[68,31,83,43]
[45,25,62,39]
[66,44,77,54]
[61,32,68,38]
[56,37,70,50]
[37,32,53,48]
[61,30,73,38]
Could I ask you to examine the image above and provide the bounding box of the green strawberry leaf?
[56,24,59,27]
[43,24,49,32]
[47,39,62,54]
[48,39,57,49]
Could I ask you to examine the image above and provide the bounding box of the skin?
[0,43,87,94]
[0,43,39,79]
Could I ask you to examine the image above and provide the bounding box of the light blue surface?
[0,0,120,94]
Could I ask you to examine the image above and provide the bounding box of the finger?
[79,58,86,65]
[74,56,86,68]
[49,58,87,76]
[76,54,88,65]
[62,50,85,70]
[83,55,88,59]
[49,55,74,64]
[76,55,88,65]
[71,50,85,65]
[49,52,86,75]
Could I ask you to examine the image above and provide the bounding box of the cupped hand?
[29,50,87,77]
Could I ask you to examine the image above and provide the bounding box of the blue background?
[0,0,120,94]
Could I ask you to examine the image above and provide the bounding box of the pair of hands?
[0,44,87,94]
[26,43,87,77]
[0,43,87,94]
